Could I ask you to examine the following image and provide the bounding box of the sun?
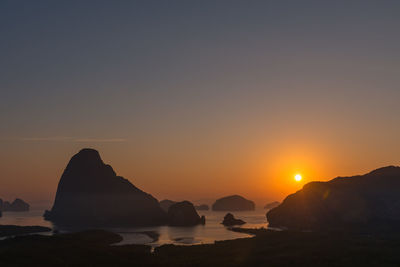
[294,174,302,182]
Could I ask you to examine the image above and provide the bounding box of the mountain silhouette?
[267,166,400,230]
[44,148,167,226]
[2,199,30,212]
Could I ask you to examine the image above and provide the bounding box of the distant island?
[267,166,400,231]
[195,204,209,211]
[0,198,30,212]
[44,148,204,227]
[263,201,280,210]
[160,200,209,212]
[212,195,255,211]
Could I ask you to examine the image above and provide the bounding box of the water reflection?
[0,209,269,246]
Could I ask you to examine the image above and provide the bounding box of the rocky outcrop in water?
[2,199,30,212]
[222,213,246,226]
[195,204,209,210]
[264,201,280,210]
[267,166,400,230]
[160,199,177,212]
[212,195,255,211]
[44,148,167,226]
[168,201,206,226]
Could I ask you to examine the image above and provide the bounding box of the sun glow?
[294,174,302,182]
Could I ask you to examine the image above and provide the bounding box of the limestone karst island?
[2,1,400,266]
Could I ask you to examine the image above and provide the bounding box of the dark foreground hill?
[267,166,400,230]
[44,148,167,226]
[1,228,400,266]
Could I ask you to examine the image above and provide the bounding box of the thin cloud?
[3,137,127,143]
[74,138,126,143]
[19,137,72,142]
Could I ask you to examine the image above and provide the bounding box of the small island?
[221,213,246,226]
[0,225,51,237]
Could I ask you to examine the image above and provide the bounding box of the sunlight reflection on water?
[0,208,269,246]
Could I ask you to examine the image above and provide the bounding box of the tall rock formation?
[44,148,167,226]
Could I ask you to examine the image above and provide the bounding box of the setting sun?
[294,174,302,182]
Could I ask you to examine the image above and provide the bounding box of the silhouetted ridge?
[44,148,167,226]
[58,149,142,194]
[160,199,177,212]
[267,166,400,231]
[264,201,280,210]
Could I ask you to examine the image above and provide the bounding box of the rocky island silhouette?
[267,166,400,231]
[2,154,400,266]
[44,149,204,227]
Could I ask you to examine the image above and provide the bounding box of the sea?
[0,208,270,247]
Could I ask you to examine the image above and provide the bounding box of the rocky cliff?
[44,148,167,226]
[267,166,400,230]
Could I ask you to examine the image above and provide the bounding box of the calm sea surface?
[0,209,269,246]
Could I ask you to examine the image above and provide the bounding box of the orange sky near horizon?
[0,132,398,208]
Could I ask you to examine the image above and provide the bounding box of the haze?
[1,1,400,207]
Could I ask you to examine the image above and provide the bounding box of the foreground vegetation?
[1,228,400,266]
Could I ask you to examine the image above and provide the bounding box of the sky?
[1,0,400,207]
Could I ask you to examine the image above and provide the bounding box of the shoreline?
[2,227,400,266]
